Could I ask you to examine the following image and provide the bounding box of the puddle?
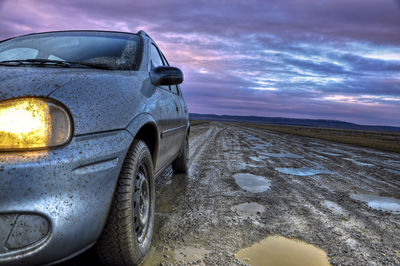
[240,161,259,169]
[384,159,400,168]
[232,202,265,218]
[262,152,303,159]
[142,247,174,266]
[247,136,261,141]
[317,151,342,157]
[173,246,209,263]
[314,154,328,160]
[350,194,400,213]
[235,236,331,266]
[310,142,325,146]
[343,158,374,167]
[155,171,187,215]
[156,200,173,214]
[385,169,400,176]
[276,167,332,176]
[252,143,272,150]
[323,200,345,215]
[234,173,271,193]
[249,156,263,162]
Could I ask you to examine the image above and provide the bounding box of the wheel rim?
[134,165,150,244]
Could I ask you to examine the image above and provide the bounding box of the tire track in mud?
[146,122,399,266]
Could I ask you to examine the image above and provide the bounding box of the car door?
[169,84,187,144]
[149,44,181,169]
[159,53,187,152]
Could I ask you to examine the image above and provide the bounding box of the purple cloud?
[0,0,400,126]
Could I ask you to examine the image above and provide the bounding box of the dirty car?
[0,30,189,266]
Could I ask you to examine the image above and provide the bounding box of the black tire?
[96,140,155,266]
[172,135,189,173]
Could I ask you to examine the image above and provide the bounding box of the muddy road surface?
[65,122,400,265]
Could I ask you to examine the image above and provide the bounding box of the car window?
[170,85,179,94]
[0,32,141,70]
[150,44,164,68]
[0,48,38,61]
[151,45,179,95]
[161,53,182,95]
[48,54,64,61]
[150,44,172,90]
[160,52,169,66]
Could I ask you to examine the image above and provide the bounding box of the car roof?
[1,30,153,42]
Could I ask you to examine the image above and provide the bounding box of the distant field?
[236,122,400,153]
[190,120,209,126]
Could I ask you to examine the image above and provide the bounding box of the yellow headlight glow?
[0,98,71,150]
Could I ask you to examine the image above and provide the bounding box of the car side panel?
[138,83,179,173]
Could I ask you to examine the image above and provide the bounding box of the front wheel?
[172,135,189,173]
[96,140,155,266]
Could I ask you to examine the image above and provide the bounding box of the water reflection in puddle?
[276,167,332,176]
[323,200,345,215]
[262,152,303,159]
[343,158,374,167]
[142,247,174,266]
[173,246,209,263]
[350,194,400,212]
[385,169,400,176]
[384,159,400,167]
[249,156,263,162]
[234,173,271,193]
[252,143,273,151]
[232,202,265,218]
[235,236,331,266]
[317,151,342,157]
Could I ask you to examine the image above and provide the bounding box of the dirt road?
[145,122,400,265]
[63,122,400,265]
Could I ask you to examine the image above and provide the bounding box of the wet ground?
[63,122,400,265]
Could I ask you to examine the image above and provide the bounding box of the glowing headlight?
[0,98,72,151]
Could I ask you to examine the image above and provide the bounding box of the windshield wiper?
[0,59,70,67]
[67,61,111,70]
[0,59,111,70]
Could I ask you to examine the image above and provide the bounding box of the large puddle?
[275,167,332,176]
[350,194,400,213]
[234,173,271,193]
[235,236,331,266]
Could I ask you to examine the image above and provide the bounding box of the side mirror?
[149,66,183,86]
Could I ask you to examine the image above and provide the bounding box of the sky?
[0,0,400,126]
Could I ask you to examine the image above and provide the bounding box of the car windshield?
[0,31,141,70]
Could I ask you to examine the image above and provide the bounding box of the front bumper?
[0,130,133,265]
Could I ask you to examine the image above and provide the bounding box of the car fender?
[125,112,160,167]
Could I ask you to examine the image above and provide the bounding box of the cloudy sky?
[1,0,399,126]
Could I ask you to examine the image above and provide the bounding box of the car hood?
[0,66,151,135]
[0,67,77,99]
